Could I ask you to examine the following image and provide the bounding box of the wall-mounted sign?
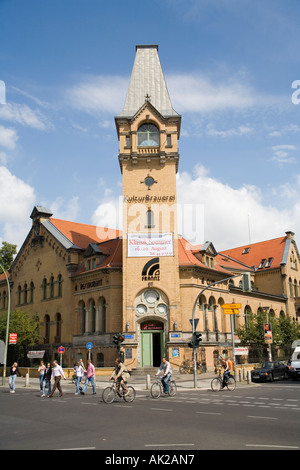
[128,233,173,257]
[142,258,160,281]
[124,195,175,203]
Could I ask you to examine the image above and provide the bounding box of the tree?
[236,311,300,362]
[0,241,17,271]
[0,309,40,366]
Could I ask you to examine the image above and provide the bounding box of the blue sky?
[1,0,300,251]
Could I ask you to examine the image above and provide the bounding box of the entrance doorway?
[140,321,164,368]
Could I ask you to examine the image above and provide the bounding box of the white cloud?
[167,73,280,114]
[66,75,128,114]
[0,166,36,248]
[0,125,18,150]
[48,196,80,222]
[0,102,49,130]
[270,144,297,165]
[176,165,299,250]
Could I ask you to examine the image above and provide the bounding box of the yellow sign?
[222,303,241,315]
[223,308,240,315]
[222,303,241,309]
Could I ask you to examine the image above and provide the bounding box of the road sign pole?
[230,314,236,380]
[191,273,245,388]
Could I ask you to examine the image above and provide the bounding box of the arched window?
[24,283,28,304]
[44,314,50,343]
[79,301,85,335]
[30,282,34,303]
[55,313,61,342]
[43,278,47,300]
[137,124,160,147]
[50,276,54,298]
[18,286,22,305]
[58,274,63,297]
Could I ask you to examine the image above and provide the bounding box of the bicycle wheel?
[211,377,222,392]
[123,386,135,403]
[151,382,161,399]
[168,380,176,397]
[226,376,236,391]
[102,386,116,404]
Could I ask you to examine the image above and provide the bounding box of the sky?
[1,0,300,252]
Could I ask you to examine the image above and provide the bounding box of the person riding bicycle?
[156,357,172,394]
[219,356,231,389]
[110,358,130,396]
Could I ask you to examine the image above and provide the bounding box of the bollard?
[146,374,151,390]
[238,369,242,382]
[247,370,252,384]
[25,373,30,387]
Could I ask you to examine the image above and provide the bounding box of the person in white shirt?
[74,360,86,395]
[156,357,172,393]
[48,360,66,398]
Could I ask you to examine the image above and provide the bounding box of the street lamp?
[0,262,11,386]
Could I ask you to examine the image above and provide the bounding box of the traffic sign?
[222,303,241,309]
[86,342,93,350]
[58,346,65,354]
[223,308,240,315]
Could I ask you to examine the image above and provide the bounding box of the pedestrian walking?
[8,362,23,393]
[38,360,46,391]
[48,360,66,398]
[80,359,96,395]
[41,362,52,397]
[74,360,86,395]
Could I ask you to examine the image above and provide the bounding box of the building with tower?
[1,46,299,371]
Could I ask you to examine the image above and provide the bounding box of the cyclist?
[156,357,172,393]
[110,358,130,396]
[219,356,231,389]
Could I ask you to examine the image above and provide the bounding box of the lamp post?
[0,262,11,386]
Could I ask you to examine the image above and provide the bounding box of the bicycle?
[102,380,136,404]
[211,369,236,392]
[150,376,177,398]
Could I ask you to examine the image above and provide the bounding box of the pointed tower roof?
[117,45,179,118]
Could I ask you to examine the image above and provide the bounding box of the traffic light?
[194,332,202,347]
[242,272,251,292]
[188,332,202,348]
[113,333,125,350]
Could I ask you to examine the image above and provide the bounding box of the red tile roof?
[220,236,287,271]
[50,218,121,250]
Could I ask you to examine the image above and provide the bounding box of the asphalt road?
[0,379,299,453]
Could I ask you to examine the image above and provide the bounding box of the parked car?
[288,346,300,381]
[251,361,289,382]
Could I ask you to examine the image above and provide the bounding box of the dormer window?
[258,259,267,269]
[242,247,250,254]
[265,257,273,268]
[137,124,160,147]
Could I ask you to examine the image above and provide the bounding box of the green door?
[141,330,163,367]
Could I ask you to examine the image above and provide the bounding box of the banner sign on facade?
[128,233,173,257]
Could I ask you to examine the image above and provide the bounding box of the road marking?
[196,411,221,415]
[56,447,96,450]
[150,408,172,412]
[246,444,299,449]
[145,444,195,447]
[248,415,277,420]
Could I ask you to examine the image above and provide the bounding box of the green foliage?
[0,241,17,271]
[236,311,300,361]
[0,309,40,365]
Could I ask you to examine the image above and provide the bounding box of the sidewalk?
[1,371,252,392]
